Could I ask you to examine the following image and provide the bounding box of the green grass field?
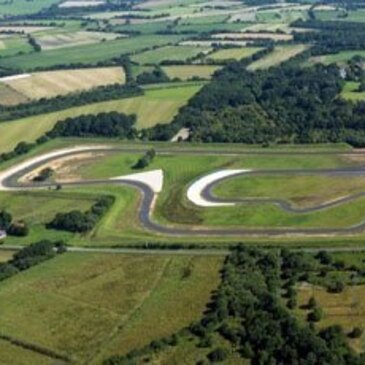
[131,45,211,65]
[0,83,202,153]
[248,44,308,70]
[0,252,222,363]
[0,0,60,16]
[213,174,365,208]
[311,50,365,65]
[208,46,263,61]
[0,34,34,57]
[341,82,365,101]
[0,34,185,70]
[162,65,221,80]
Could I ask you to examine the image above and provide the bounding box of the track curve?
[3,146,365,237]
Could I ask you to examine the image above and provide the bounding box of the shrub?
[208,348,228,363]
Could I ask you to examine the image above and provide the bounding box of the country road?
[2,244,365,255]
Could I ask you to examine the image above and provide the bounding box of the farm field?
[0,82,29,105]
[162,65,221,80]
[0,67,125,102]
[207,46,262,61]
[0,252,223,363]
[131,45,211,65]
[35,31,122,50]
[0,34,185,70]
[0,35,34,57]
[212,32,293,41]
[248,44,308,70]
[0,0,60,16]
[311,50,365,65]
[0,83,202,153]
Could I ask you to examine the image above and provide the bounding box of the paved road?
[4,146,365,237]
[2,244,365,255]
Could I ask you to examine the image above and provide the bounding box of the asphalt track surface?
[4,146,365,237]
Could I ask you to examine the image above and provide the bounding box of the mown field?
[131,45,211,65]
[0,83,202,153]
[248,44,308,70]
[0,67,125,103]
[35,31,121,50]
[0,252,223,364]
[162,65,221,80]
[213,174,365,208]
[207,46,262,61]
[0,34,186,70]
[0,34,34,57]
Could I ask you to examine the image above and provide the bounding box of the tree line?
[47,196,115,233]
[0,240,65,282]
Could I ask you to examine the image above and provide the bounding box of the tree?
[308,296,317,310]
[0,210,12,231]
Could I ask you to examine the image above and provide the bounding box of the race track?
[3,145,365,237]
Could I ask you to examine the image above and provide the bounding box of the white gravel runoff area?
[187,169,251,207]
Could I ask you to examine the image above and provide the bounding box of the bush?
[349,327,363,339]
[208,348,228,363]
[133,149,156,169]
[7,222,29,237]
[308,307,323,323]
[327,279,345,293]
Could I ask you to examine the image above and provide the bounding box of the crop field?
[0,252,223,363]
[208,46,262,61]
[1,67,125,102]
[162,65,221,80]
[0,34,185,70]
[0,25,54,33]
[212,32,293,41]
[248,44,308,70]
[0,83,29,106]
[0,83,202,153]
[35,31,122,50]
[131,45,211,65]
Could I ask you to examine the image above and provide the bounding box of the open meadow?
[0,252,223,363]
[0,83,202,153]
